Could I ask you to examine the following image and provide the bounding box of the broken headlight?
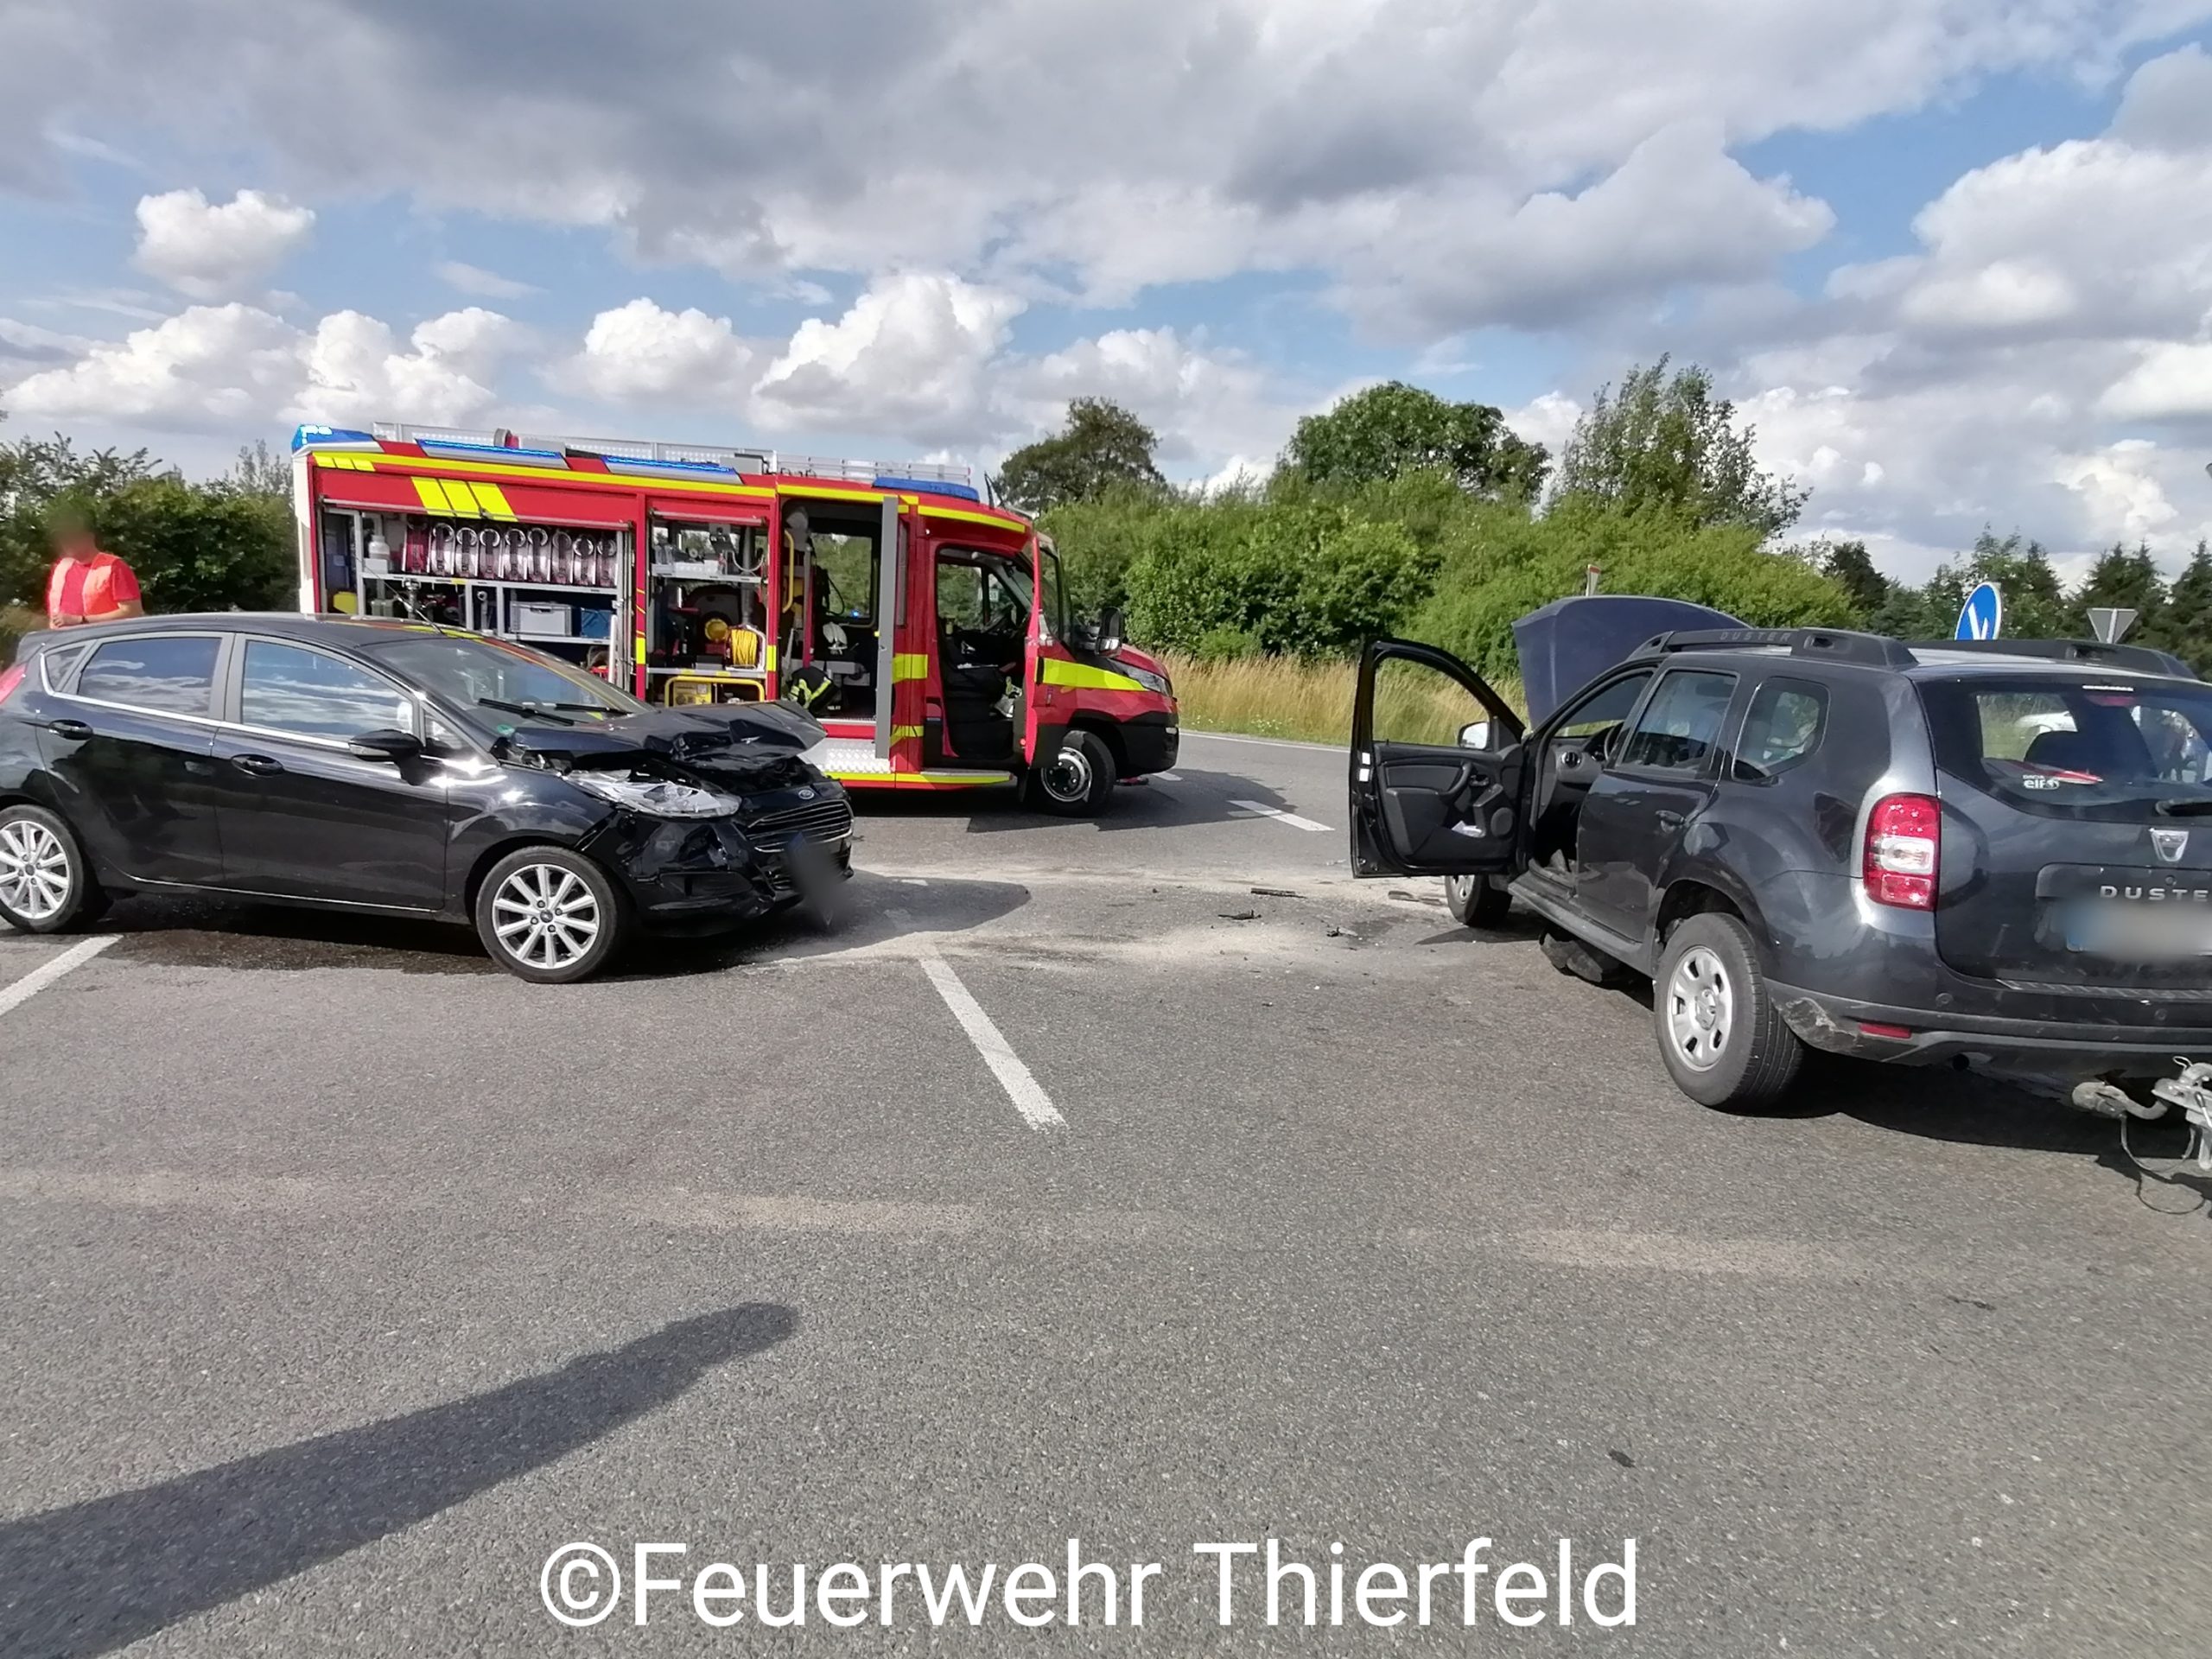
[567,770,745,819]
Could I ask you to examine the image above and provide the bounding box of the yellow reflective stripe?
[920,504,1024,530]
[892,653,930,682]
[827,769,1011,785]
[470,482,517,519]
[764,643,779,672]
[1041,658,1144,694]
[315,453,373,471]
[890,724,925,743]
[778,485,886,504]
[413,476,467,516]
[634,639,646,664]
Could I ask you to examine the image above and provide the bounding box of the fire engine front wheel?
[1027,731,1116,817]
[474,847,631,983]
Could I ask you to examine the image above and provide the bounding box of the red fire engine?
[290,422,1178,812]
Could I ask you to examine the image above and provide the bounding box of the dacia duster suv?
[1348,607,2212,1111]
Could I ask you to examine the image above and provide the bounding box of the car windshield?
[1920,675,2212,819]
[360,632,645,728]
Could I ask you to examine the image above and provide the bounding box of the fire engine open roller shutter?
[646,501,770,526]
[310,462,637,529]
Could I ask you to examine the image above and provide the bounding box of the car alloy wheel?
[1664,944,1733,1071]
[491,862,602,972]
[0,817,72,924]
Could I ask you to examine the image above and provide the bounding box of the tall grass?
[1164,651,1526,746]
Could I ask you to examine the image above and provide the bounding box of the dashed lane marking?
[1230,799,1332,833]
[1154,771,1181,782]
[0,935,118,1021]
[890,909,1065,1130]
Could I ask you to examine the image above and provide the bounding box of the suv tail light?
[0,664,23,706]
[1865,792,1941,909]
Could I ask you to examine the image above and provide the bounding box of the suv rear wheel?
[1654,912,1804,1110]
[474,848,630,983]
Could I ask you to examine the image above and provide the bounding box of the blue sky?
[3,1,2210,582]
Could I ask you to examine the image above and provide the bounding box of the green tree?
[1916,531,2071,642]
[1281,381,1548,500]
[996,398,1166,514]
[221,439,292,499]
[2156,540,2212,670]
[1814,538,1888,623]
[1554,357,1807,539]
[2064,541,2165,642]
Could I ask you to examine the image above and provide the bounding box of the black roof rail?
[1906,637,2199,680]
[1630,627,1918,669]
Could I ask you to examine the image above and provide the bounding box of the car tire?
[1027,730,1116,816]
[0,804,103,935]
[1653,912,1804,1111]
[1443,874,1511,928]
[474,847,630,983]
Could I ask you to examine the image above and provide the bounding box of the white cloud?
[131,188,315,299]
[6,302,524,431]
[2100,340,2212,421]
[755,274,1022,442]
[435,261,540,300]
[567,299,754,404]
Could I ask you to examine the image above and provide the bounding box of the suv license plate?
[2067,903,2212,957]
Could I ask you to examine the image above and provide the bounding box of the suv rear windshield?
[1919,675,2212,820]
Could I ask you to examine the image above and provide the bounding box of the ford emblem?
[797,785,817,800]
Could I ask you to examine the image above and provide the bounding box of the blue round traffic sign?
[1955,581,2003,641]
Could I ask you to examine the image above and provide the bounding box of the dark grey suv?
[1349,600,2212,1110]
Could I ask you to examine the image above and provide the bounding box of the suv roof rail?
[1633,627,1919,669]
[1905,637,2199,679]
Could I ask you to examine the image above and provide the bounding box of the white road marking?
[1154,770,1181,782]
[1230,799,1331,833]
[890,910,1065,1130]
[1181,729,1339,753]
[0,935,118,1020]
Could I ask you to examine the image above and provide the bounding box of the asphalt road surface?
[3,730,2209,1656]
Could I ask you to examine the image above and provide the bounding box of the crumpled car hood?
[495,700,823,766]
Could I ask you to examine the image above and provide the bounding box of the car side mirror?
[346,728,423,762]
[1096,606,1126,656]
[1459,719,1499,751]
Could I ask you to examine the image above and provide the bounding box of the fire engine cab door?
[874,495,902,759]
[1350,637,1526,878]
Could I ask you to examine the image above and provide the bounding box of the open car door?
[1349,637,1527,877]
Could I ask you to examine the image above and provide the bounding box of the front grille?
[748,795,853,846]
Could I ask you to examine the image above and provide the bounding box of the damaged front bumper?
[581,798,854,935]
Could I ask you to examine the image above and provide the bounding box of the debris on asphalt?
[1218,909,1262,921]
[1387,888,1445,906]
[1251,886,1299,898]
[1325,925,1358,938]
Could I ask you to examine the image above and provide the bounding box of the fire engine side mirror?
[1096,606,1126,656]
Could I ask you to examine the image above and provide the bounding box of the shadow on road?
[843,769,1304,836]
[102,873,1033,981]
[0,1304,798,1659]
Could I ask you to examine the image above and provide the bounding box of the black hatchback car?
[1350,601,2212,1110]
[0,614,852,981]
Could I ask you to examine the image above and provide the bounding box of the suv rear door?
[1348,639,1525,877]
[1917,671,2212,991]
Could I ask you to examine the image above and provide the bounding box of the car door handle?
[231,753,285,777]
[43,719,93,741]
[1654,809,1686,829]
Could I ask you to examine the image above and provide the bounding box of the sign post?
[1955,582,2004,641]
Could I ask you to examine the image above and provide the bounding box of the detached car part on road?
[0,615,852,982]
[1349,599,2212,1111]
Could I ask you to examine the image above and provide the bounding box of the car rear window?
[1919,676,2212,819]
[75,635,219,716]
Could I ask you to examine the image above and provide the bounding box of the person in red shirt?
[44,512,144,628]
